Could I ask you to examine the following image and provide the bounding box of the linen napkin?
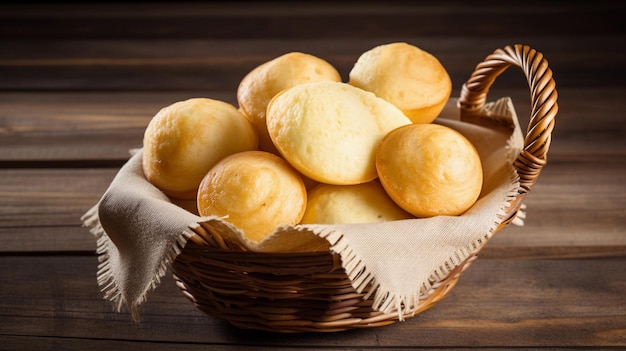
[82,96,524,322]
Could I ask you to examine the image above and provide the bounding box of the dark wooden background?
[1,1,625,350]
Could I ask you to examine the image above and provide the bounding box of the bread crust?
[142,98,258,199]
[376,123,483,217]
[237,52,341,153]
[349,42,452,124]
[197,150,307,242]
[266,81,412,185]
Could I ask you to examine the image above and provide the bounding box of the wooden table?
[1,2,624,350]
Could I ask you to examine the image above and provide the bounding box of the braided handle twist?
[459,44,558,194]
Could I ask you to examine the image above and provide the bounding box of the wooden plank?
[0,2,621,41]
[0,37,622,91]
[0,91,197,163]
[488,156,626,248]
[0,255,624,348]
[0,168,115,227]
[2,87,625,162]
[1,157,624,254]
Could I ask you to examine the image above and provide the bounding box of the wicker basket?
[171,44,558,333]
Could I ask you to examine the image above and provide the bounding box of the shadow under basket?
[171,44,558,333]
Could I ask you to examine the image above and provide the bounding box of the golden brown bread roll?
[142,98,258,199]
[376,123,483,217]
[300,181,414,225]
[237,52,342,153]
[266,81,412,185]
[348,42,452,124]
[196,150,307,242]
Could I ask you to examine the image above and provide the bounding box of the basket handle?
[458,44,558,195]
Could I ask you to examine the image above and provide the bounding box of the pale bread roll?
[376,123,483,217]
[196,150,307,243]
[237,52,341,153]
[142,98,258,199]
[300,181,414,225]
[349,42,452,124]
[266,81,412,185]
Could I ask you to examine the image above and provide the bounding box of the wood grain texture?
[1,256,625,349]
[2,87,624,161]
[1,157,625,253]
[1,2,621,40]
[0,1,624,349]
[1,37,623,91]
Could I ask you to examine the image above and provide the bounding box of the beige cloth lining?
[82,97,524,322]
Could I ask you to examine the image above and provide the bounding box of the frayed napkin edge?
[81,202,196,322]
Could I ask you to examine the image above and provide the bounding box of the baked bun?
[266,81,412,185]
[376,123,483,217]
[142,98,258,199]
[237,52,342,153]
[300,181,413,225]
[348,42,452,124]
[197,150,307,242]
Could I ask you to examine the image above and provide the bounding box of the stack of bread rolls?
[141,42,483,243]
